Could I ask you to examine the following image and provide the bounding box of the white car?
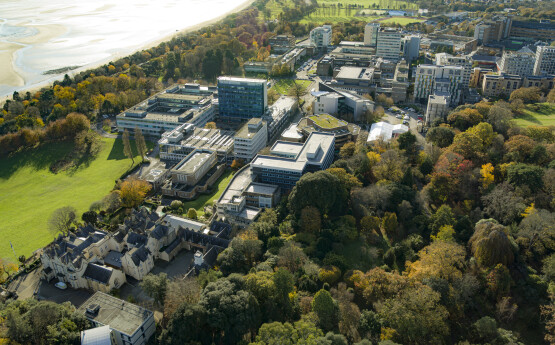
[404,115,410,121]
[55,282,68,290]
[396,114,403,119]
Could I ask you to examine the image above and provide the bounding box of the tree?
[312,289,340,332]
[375,285,449,345]
[397,131,418,160]
[431,225,456,243]
[426,127,455,148]
[288,81,308,103]
[102,191,121,212]
[160,302,210,345]
[48,206,77,235]
[300,206,322,233]
[429,205,455,235]
[163,278,201,322]
[319,266,341,286]
[381,212,398,241]
[509,86,541,103]
[231,158,245,170]
[473,316,498,343]
[267,88,280,105]
[326,167,362,191]
[339,142,356,159]
[373,150,407,182]
[205,121,217,129]
[507,163,544,192]
[81,210,97,225]
[487,103,513,135]
[134,127,147,162]
[480,163,494,189]
[469,219,515,268]
[482,182,525,225]
[199,278,261,344]
[119,178,151,208]
[288,171,348,217]
[140,273,168,305]
[278,242,308,273]
[122,129,134,164]
[187,208,198,219]
[406,241,466,282]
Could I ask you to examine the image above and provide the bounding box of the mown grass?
[0,137,143,261]
[272,79,311,95]
[378,17,425,25]
[513,103,555,127]
[181,170,234,218]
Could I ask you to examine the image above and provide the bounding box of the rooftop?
[218,76,267,84]
[235,118,266,139]
[335,66,374,81]
[245,182,279,196]
[174,151,213,175]
[78,292,153,336]
[81,325,111,345]
[281,123,304,141]
[367,121,408,142]
[219,166,254,204]
[308,113,348,130]
[271,141,304,157]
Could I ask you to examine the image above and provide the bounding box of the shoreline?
[0,0,255,102]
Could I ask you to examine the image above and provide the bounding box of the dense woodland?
[1,0,555,344]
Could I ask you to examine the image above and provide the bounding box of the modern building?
[81,325,113,345]
[78,292,155,345]
[401,35,421,62]
[251,132,335,190]
[534,46,555,76]
[426,92,451,125]
[367,122,408,142]
[234,118,268,162]
[364,23,380,47]
[262,96,297,142]
[331,66,374,94]
[161,149,224,199]
[413,65,464,105]
[470,67,494,88]
[310,25,332,49]
[217,77,268,121]
[316,83,375,122]
[474,16,512,44]
[297,113,360,149]
[481,73,522,97]
[435,53,472,87]
[269,34,296,53]
[376,28,402,62]
[498,47,536,77]
[116,84,216,136]
[422,34,477,54]
[510,20,555,41]
[280,122,304,142]
[158,124,235,163]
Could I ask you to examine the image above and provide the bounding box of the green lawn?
[272,79,311,95]
[181,170,234,218]
[0,137,143,261]
[378,17,425,25]
[513,103,555,127]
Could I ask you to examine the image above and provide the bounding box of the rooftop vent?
[86,304,100,316]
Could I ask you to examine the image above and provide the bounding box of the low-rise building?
[251,132,335,190]
[269,34,296,54]
[262,96,297,142]
[426,92,451,125]
[481,73,522,98]
[316,83,375,122]
[116,84,216,136]
[234,118,268,162]
[158,124,235,163]
[470,67,494,88]
[297,113,360,149]
[80,325,112,345]
[367,122,408,142]
[78,292,155,345]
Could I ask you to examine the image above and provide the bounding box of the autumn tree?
[122,129,134,164]
[163,278,201,323]
[134,127,147,161]
[469,219,515,268]
[509,86,541,103]
[406,241,466,282]
[205,122,217,129]
[339,142,356,159]
[48,206,77,236]
[119,178,151,208]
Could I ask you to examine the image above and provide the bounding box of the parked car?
[409,108,415,112]
[404,115,410,121]
[403,120,409,125]
[55,282,67,290]
[417,115,423,121]
[396,114,403,119]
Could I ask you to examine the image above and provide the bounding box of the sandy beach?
[0,0,255,99]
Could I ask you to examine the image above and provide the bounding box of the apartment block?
[498,47,535,77]
[413,65,463,105]
[364,23,380,47]
[481,73,522,97]
[310,25,332,49]
[510,20,555,41]
[402,35,421,62]
[435,53,472,87]
[376,28,402,62]
[534,46,555,76]
[234,118,268,162]
[217,76,268,121]
[426,92,451,125]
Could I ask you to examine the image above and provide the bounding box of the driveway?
[36,280,92,308]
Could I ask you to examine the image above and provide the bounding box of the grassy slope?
[272,79,311,95]
[181,170,234,217]
[513,103,555,127]
[0,137,142,260]
[300,0,418,24]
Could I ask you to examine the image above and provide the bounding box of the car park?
[402,120,409,125]
[404,115,410,121]
[55,281,68,290]
[396,114,403,119]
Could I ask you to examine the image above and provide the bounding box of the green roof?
[308,114,347,129]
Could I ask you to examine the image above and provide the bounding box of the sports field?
[0,137,143,261]
[513,103,555,127]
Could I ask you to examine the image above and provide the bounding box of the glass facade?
[218,78,267,120]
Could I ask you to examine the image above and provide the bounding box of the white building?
[310,25,332,49]
[78,292,155,345]
[402,35,421,62]
[413,64,464,105]
[435,53,472,87]
[367,122,408,142]
[376,28,402,62]
[234,118,268,162]
[426,92,451,125]
[534,46,555,76]
[364,23,380,47]
[498,47,536,77]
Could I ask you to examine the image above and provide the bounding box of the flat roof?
[81,325,112,345]
[175,151,212,174]
[219,166,254,204]
[271,141,304,157]
[218,76,267,84]
[235,118,266,139]
[281,123,304,140]
[245,182,278,196]
[78,292,152,336]
[308,114,348,130]
[157,93,205,102]
[335,66,373,80]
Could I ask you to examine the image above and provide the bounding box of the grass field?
[181,170,234,218]
[0,137,143,261]
[513,103,555,127]
[378,17,425,25]
[272,79,311,95]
